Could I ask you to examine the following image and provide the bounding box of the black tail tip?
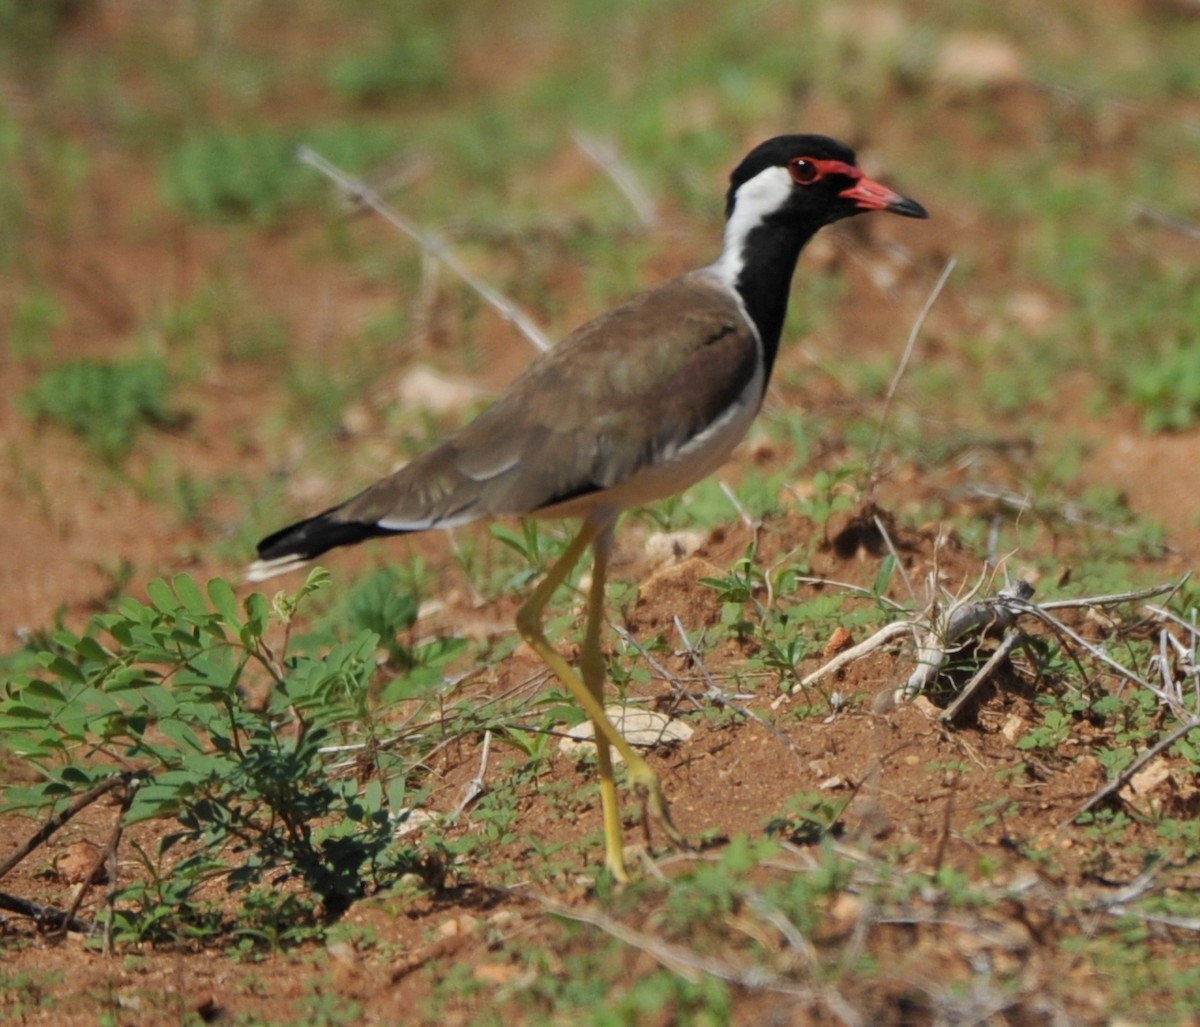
[256,512,397,564]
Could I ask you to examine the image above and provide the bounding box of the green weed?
[327,36,451,105]
[9,288,66,360]
[1130,339,1200,432]
[22,357,173,463]
[161,125,403,225]
[0,569,464,941]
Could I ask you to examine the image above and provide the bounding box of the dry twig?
[573,131,658,227]
[0,772,131,885]
[300,146,553,353]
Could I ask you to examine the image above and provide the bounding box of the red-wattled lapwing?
[248,134,927,881]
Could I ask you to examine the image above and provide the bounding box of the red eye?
[789,158,821,185]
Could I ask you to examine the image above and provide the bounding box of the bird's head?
[725,134,928,229]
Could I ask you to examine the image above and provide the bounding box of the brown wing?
[333,272,761,529]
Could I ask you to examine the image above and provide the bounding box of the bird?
[248,134,927,881]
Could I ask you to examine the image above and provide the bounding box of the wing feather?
[335,272,761,530]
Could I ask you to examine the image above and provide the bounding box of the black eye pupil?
[792,159,818,183]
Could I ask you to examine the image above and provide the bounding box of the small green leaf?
[173,573,208,617]
[243,592,269,638]
[146,578,179,613]
[873,554,897,597]
[40,654,84,683]
[22,678,66,704]
[207,577,242,630]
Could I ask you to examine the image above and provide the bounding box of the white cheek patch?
[708,165,793,289]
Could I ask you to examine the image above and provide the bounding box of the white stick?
[299,145,553,353]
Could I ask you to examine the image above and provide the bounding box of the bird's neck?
[709,218,818,382]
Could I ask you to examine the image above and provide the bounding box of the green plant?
[1130,341,1200,432]
[21,357,173,462]
[162,130,302,224]
[338,566,420,667]
[9,288,65,360]
[161,125,402,225]
[0,570,465,940]
[327,35,451,105]
[1016,704,1073,755]
[765,790,848,844]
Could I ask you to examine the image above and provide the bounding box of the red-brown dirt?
[3,3,1200,1025]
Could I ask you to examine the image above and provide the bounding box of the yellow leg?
[579,524,625,877]
[515,519,685,881]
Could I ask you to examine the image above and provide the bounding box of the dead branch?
[0,772,131,885]
[0,890,94,934]
[798,620,913,690]
[903,579,1034,699]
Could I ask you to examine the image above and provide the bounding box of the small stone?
[934,32,1025,90]
[57,841,106,885]
[558,707,694,762]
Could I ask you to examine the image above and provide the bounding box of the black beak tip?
[890,195,929,219]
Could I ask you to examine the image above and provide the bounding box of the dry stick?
[0,891,93,934]
[939,628,1022,724]
[572,131,658,227]
[0,772,131,884]
[1070,715,1200,826]
[671,616,806,763]
[796,621,912,691]
[298,146,553,353]
[866,256,957,477]
[536,893,813,995]
[1036,579,1184,612]
[54,781,135,942]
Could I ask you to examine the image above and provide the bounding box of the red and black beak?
[841,175,928,219]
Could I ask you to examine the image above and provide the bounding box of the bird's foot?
[626,754,690,853]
